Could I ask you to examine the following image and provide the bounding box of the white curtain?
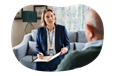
[53,4,90,31]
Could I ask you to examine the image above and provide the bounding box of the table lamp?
[23,11,37,34]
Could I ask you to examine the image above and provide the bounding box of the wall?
[11,5,53,47]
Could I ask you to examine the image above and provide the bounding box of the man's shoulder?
[84,46,102,52]
[56,46,102,71]
[82,46,102,55]
[66,46,102,60]
[69,46,101,53]
[66,46,102,65]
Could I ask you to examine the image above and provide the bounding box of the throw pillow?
[74,42,85,51]
[27,41,37,55]
[69,43,74,52]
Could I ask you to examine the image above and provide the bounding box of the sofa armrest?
[12,33,31,61]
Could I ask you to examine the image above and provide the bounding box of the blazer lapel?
[55,24,58,53]
[43,27,47,55]
[43,27,47,39]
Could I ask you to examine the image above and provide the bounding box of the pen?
[34,53,41,60]
[36,52,42,55]
[35,53,41,60]
[32,53,42,62]
[60,52,62,55]
[38,53,41,55]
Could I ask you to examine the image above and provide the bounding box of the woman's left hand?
[61,47,68,55]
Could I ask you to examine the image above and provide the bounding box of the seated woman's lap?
[34,57,61,71]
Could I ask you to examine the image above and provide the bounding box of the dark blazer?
[36,24,70,60]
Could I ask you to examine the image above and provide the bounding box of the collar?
[82,39,103,50]
[46,25,56,32]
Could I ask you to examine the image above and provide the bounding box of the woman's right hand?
[37,53,44,59]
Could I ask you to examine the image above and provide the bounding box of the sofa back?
[27,30,87,55]
[30,30,87,43]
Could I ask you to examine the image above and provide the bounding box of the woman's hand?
[61,47,68,55]
[37,53,44,59]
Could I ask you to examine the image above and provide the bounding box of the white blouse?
[46,27,56,55]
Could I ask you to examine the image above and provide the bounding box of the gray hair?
[84,8,105,35]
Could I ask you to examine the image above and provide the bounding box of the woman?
[34,9,70,71]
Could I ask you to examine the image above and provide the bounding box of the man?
[55,8,104,71]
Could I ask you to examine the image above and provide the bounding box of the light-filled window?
[53,5,90,31]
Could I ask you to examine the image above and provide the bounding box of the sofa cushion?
[27,41,37,55]
[74,42,85,51]
[69,43,74,52]
[20,55,36,69]
[77,31,87,43]
[31,30,37,42]
[67,31,77,42]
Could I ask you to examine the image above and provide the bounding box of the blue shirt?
[82,39,103,51]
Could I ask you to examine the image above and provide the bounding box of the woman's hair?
[41,9,57,27]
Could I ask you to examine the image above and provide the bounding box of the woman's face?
[44,11,55,26]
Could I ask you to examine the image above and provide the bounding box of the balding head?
[85,8,104,41]
[85,8,104,35]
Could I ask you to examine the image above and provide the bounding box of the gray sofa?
[13,30,87,70]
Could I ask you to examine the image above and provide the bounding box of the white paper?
[34,52,61,62]
[49,52,61,61]
[34,56,51,62]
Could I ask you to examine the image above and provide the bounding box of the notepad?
[34,52,61,62]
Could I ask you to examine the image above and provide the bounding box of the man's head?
[85,8,104,42]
